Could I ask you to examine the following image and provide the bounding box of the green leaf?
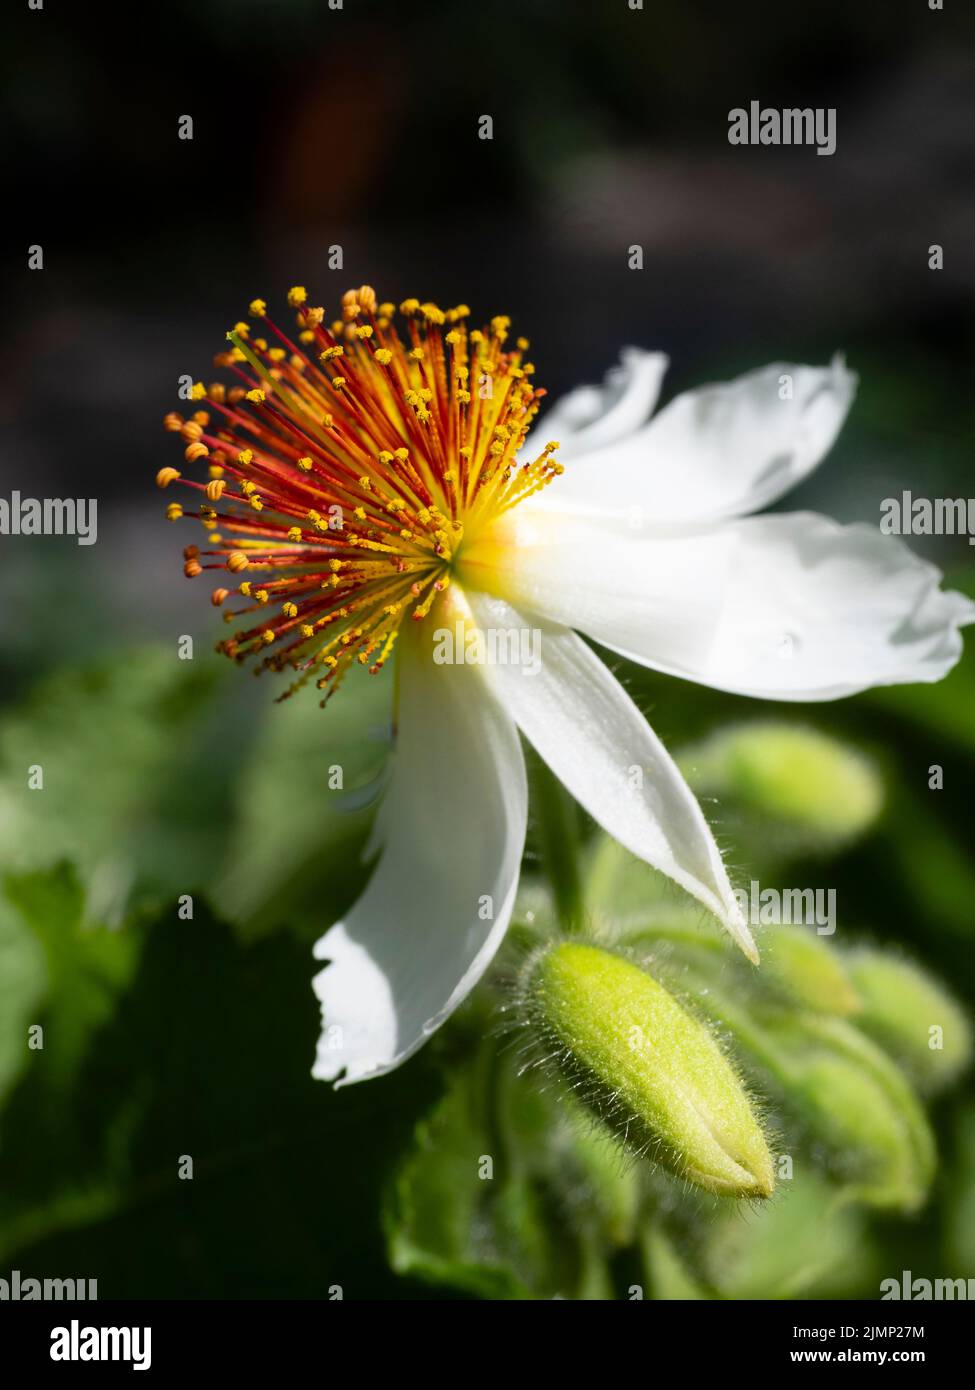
[0,649,238,922]
[384,1043,635,1299]
[0,645,390,941]
[703,1173,877,1300]
[213,664,390,942]
[0,863,140,1097]
[0,882,438,1295]
[0,891,46,1104]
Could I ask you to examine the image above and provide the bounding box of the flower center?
[157,287,562,703]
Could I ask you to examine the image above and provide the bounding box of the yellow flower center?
[157,286,562,703]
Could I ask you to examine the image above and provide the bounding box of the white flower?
[157,289,973,1087]
[311,344,974,1085]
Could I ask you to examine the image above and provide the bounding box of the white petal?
[465,591,756,960]
[462,510,975,702]
[311,622,527,1086]
[531,356,855,523]
[523,348,668,462]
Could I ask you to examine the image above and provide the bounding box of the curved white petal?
[465,591,756,961]
[523,348,668,462]
[530,356,856,524]
[462,510,975,702]
[311,621,527,1086]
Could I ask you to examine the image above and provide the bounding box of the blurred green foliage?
[0,592,972,1297]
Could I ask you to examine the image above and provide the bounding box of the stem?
[529,752,585,932]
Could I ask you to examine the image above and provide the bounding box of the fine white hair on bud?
[516,940,774,1199]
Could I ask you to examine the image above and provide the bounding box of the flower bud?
[846,948,972,1094]
[680,723,883,851]
[754,1013,935,1213]
[524,942,774,1198]
[677,978,935,1213]
[764,925,861,1016]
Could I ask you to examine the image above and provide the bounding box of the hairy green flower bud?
[676,978,935,1213]
[846,948,972,1094]
[524,942,774,1199]
[781,1017,935,1213]
[764,925,861,1016]
[681,722,883,851]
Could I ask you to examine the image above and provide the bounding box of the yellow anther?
[374,348,393,366]
[287,526,303,542]
[237,449,254,466]
[297,456,313,472]
[227,552,250,573]
[166,503,184,521]
[262,629,276,644]
[156,467,181,489]
[287,286,307,308]
[185,442,209,463]
[282,602,298,619]
[246,389,266,404]
[205,480,226,501]
[320,346,344,362]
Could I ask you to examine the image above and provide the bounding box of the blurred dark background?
[3,0,975,693]
[1,0,974,1301]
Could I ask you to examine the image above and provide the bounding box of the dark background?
[4,0,975,608]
